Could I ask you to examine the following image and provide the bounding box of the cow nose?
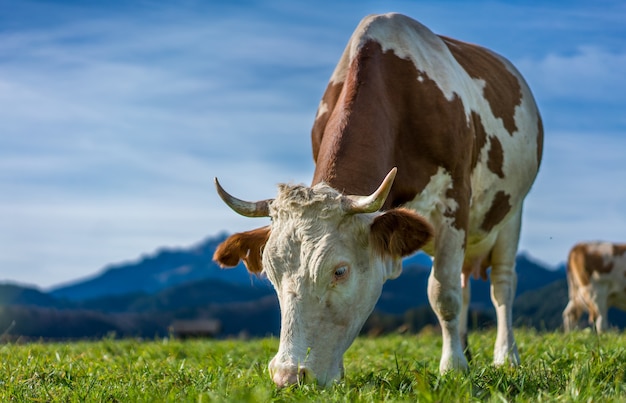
[271,366,312,388]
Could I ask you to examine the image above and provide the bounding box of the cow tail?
[566,244,587,304]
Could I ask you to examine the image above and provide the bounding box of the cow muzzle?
[269,355,345,388]
[269,358,315,388]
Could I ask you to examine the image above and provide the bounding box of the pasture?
[1,328,625,402]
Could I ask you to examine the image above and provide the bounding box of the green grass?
[1,328,625,402]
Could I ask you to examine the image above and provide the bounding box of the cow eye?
[333,264,350,281]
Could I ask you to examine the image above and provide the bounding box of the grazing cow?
[213,13,543,387]
[563,242,626,333]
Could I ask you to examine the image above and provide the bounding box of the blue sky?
[1,0,625,288]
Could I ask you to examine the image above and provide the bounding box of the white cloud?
[517,46,626,102]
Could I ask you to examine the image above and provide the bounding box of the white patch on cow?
[583,242,624,287]
[587,241,614,259]
[404,166,461,249]
[355,14,459,102]
[315,100,329,121]
[469,68,540,199]
[262,182,396,386]
[606,260,626,310]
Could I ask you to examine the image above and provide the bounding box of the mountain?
[377,252,564,315]
[49,233,264,301]
[467,252,565,310]
[513,278,626,330]
[2,232,586,340]
[0,283,67,308]
[78,277,274,313]
[514,279,569,329]
[0,278,279,340]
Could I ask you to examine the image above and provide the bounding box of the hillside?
[0,233,592,341]
[49,234,262,301]
[513,278,626,329]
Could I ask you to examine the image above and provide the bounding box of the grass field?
[1,328,625,402]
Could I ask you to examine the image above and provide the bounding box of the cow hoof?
[439,354,469,374]
[493,349,520,367]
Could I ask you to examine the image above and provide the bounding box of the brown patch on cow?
[578,246,614,277]
[593,256,614,274]
[487,136,505,178]
[445,186,470,234]
[470,112,488,171]
[312,81,344,163]
[603,261,614,273]
[370,208,434,258]
[613,244,626,257]
[311,40,472,230]
[480,191,511,232]
[442,36,521,136]
[213,226,271,274]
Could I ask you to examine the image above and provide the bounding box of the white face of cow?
[213,169,433,387]
[264,188,394,386]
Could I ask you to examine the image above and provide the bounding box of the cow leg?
[588,286,609,333]
[489,210,521,366]
[460,279,472,362]
[595,308,609,334]
[562,299,582,332]
[428,229,468,373]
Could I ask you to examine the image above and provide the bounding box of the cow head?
[213,168,433,387]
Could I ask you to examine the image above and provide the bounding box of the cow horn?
[343,167,397,214]
[214,178,272,217]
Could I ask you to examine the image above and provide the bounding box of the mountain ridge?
[2,233,592,341]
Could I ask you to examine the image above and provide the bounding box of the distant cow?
[563,242,626,333]
[213,13,543,387]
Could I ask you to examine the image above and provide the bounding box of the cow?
[563,242,626,333]
[213,13,543,387]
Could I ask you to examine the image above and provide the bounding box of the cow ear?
[370,208,433,258]
[213,226,271,274]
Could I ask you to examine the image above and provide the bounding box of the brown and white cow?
[563,242,626,333]
[213,13,543,387]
